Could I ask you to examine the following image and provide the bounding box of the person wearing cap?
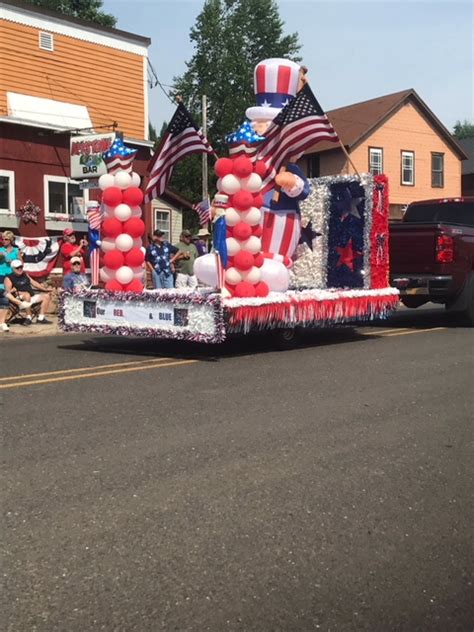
[192,228,210,257]
[60,228,88,275]
[63,256,90,291]
[145,229,181,289]
[4,260,53,325]
[174,230,199,289]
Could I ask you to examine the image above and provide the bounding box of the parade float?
[60,58,398,345]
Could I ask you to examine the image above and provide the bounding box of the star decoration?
[336,239,362,271]
[261,99,271,108]
[103,136,137,174]
[342,196,364,220]
[299,221,321,251]
[281,98,290,107]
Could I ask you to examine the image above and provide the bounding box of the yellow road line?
[362,327,411,336]
[0,359,197,390]
[384,327,447,337]
[0,357,173,383]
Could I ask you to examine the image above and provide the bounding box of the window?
[431,153,444,188]
[39,32,54,51]
[44,176,88,221]
[0,169,15,213]
[369,147,383,175]
[401,151,415,185]
[154,209,171,240]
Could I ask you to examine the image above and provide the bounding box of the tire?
[445,272,474,326]
[272,327,301,350]
[401,296,428,309]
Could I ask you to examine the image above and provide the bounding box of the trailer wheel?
[272,327,301,350]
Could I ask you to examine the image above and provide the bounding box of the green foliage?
[453,119,474,140]
[23,0,116,27]
[170,0,301,201]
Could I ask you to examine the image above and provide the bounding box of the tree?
[24,0,116,27]
[170,0,301,200]
[453,119,474,140]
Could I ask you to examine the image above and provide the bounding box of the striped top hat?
[246,58,301,122]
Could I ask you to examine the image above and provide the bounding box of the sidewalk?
[2,314,62,339]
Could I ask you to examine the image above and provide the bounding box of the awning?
[7,92,93,131]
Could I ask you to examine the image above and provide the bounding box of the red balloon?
[123,217,145,238]
[105,279,124,292]
[233,222,252,241]
[252,193,264,208]
[233,190,254,211]
[215,157,234,178]
[254,160,268,178]
[227,256,234,268]
[255,281,269,297]
[124,247,144,267]
[226,228,233,239]
[253,253,264,268]
[124,279,144,293]
[122,187,144,207]
[235,281,256,298]
[232,156,253,178]
[102,187,123,207]
[103,250,125,270]
[252,224,263,237]
[102,217,123,238]
[233,250,254,271]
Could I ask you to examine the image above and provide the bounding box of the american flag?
[87,203,103,285]
[193,198,211,226]
[103,136,137,174]
[225,120,265,158]
[256,84,339,192]
[145,102,215,202]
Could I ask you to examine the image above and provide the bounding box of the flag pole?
[202,95,209,204]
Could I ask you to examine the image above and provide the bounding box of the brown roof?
[308,89,468,160]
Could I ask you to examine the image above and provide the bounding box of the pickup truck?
[389,198,474,325]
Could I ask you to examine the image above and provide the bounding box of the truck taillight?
[436,234,454,263]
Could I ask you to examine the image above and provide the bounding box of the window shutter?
[39,32,54,51]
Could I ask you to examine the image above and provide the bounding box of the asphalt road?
[1,305,473,631]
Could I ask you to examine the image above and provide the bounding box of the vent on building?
[39,32,54,51]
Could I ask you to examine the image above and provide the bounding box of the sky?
[102,0,473,136]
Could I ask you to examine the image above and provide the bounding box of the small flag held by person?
[86,201,103,285]
[193,198,211,227]
[145,102,215,203]
[256,83,339,191]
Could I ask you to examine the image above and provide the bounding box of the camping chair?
[6,296,42,325]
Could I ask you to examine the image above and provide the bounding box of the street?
[1,305,473,631]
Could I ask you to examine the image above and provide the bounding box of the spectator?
[145,229,180,289]
[0,231,22,278]
[192,228,210,257]
[4,260,53,326]
[0,274,9,332]
[174,230,198,289]
[60,228,87,275]
[63,256,90,291]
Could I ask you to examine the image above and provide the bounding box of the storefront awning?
[7,92,93,131]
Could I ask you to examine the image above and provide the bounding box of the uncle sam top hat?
[245,58,301,122]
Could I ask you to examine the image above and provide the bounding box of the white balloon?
[103,205,116,217]
[114,170,132,189]
[100,267,115,282]
[130,172,141,187]
[241,266,261,284]
[216,178,222,192]
[115,233,134,252]
[226,237,241,256]
[194,254,218,286]
[225,267,242,285]
[220,174,241,195]
[116,265,134,284]
[241,235,261,254]
[132,266,145,279]
[225,207,241,227]
[98,174,115,190]
[260,258,290,292]
[130,205,142,218]
[132,238,142,248]
[240,207,261,226]
[114,203,132,221]
[242,173,262,193]
[100,237,116,252]
[140,246,146,254]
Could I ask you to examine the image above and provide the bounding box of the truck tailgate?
[389,224,437,273]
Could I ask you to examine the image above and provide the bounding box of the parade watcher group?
[0,227,211,333]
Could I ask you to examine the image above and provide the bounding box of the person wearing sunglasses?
[4,260,53,326]
[0,230,22,278]
[63,256,89,291]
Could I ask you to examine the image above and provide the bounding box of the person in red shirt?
[60,228,87,275]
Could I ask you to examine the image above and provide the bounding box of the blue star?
[299,222,321,251]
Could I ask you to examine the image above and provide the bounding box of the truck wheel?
[272,327,301,350]
[401,297,428,309]
[445,272,474,326]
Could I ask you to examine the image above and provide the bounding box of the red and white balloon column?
[215,156,269,298]
[97,170,146,292]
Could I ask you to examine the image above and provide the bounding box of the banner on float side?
[70,133,115,179]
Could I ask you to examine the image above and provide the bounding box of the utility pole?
[202,94,208,203]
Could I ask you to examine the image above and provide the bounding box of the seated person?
[4,259,53,326]
[63,256,90,291]
[0,275,9,332]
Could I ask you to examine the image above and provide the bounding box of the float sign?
[70,133,115,179]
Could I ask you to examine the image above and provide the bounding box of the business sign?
[70,133,115,179]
